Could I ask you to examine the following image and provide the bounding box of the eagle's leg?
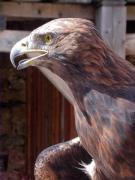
[34,137,92,180]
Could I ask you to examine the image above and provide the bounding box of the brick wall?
[0,53,26,174]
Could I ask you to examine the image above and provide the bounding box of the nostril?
[22,43,27,47]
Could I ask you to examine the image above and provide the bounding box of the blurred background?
[0,0,135,179]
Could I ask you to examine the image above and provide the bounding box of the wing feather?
[83,89,135,178]
[35,137,91,180]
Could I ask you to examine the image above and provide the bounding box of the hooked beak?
[10,37,48,70]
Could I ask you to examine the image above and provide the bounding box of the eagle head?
[10,18,102,72]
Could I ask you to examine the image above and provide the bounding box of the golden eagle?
[10,18,135,179]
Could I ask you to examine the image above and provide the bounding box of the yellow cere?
[44,34,52,44]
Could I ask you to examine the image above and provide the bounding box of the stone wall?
[0,53,26,174]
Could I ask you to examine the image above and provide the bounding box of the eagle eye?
[44,34,52,44]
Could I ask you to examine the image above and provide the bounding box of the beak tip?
[10,47,17,69]
[17,64,22,70]
[10,59,16,68]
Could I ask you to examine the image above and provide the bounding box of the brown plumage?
[10,18,135,179]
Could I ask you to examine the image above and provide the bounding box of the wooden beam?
[0,2,94,20]
[127,6,135,21]
[59,0,92,3]
[0,2,134,21]
[0,30,29,52]
[95,0,126,58]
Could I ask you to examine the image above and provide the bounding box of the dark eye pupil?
[45,34,52,43]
